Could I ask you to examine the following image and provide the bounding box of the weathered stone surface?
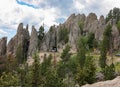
[112,25,120,50]
[7,36,16,55]
[7,23,29,57]
[41,25,57,52]
[40,13,120,52]
[65,13,76,25]
[28,26,38,58]
[40,14,86,52]
[69,14,85,50]
[68,22,80,51]
[0,37,7,56]
[82,76,120,87]
[95,15,106,41]
[84,13,97,32]
[64,14,86,51]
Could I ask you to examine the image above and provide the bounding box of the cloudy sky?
[0,0,120,41]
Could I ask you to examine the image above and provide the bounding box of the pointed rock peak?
[99,15,104,21]
[69,13,76,18]
[25,24,29,39]
[17,23,23,33]
[81,13,86,17]
[99,15,105,24]
[26,24,28,30]
[31,25,37,35]
[0,37,7,56]
[28,25,38,58]
[99,15,104,20]
[0,37,7,41]
[85,13,97,25]
[66,13,76,23]
[76,13,86,22]
[32,25,35,30]
[87,13,97,20]
[76,13,85,17]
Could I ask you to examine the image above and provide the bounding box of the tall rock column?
[7,23,29,63]
[0,37,7,69]
[28,26,38,58]
[0,37,7,56]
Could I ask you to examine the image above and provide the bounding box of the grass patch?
[115,62,120,74]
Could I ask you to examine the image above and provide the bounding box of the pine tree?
[77,36,87,68]
[61,45,71,62]
[87,33,95,49]
[99,24,112,69]
[99,24,116,80]
[75,36,96,86]
[40,54,52,76]
[106,7,120,23]
[78,20,84,35]
[31,52,41,87]
[16,44,24,64]
[5,54,17,72]
[84,55,96,84]
[0,72,20,87]
[75,55,96,86]
[104,63,115,80]
[38,25,44,50]
[75,64,86,86]
[57,60,70,79]
[57,45,71,80]
[58,26,69,43]
[45,68,65,87]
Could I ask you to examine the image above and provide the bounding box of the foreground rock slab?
[82,76,120,87]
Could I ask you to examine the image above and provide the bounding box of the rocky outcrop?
[0,37,7,70]
[28,26,38,58]
[7,23,29,57]
[82,76,120,87]
[4,12,120,56]
[68,14,86,51]
[0,37,7,56]
[84,13,97,33]
[111,25,120,50]
[95,15,106,41]
[40,12,120,52]
[41,25,57,52]
[40,14,87,52]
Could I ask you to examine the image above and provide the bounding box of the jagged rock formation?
[0,37,7,70]
[0,12,119,62]
[112,25,120,50]
[7,23,29,57]
[40,12,120,52]
[41,14,86,52]
[28,26,38,58]
[0,37,7,56]
[41,25,57,51]
[84,13,97,33]
[82,76,120,87]
[95,15,106,41]
[67,14,85,51]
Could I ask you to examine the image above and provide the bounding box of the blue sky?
[0,0,120,42]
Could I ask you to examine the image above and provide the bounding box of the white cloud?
[0,29,7,35]
[73,0,85,10]
[0,0,61,33]
[85,0,95,5]
[100,0,120,15]
[73,0,120,17]
[1,0,120,39]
